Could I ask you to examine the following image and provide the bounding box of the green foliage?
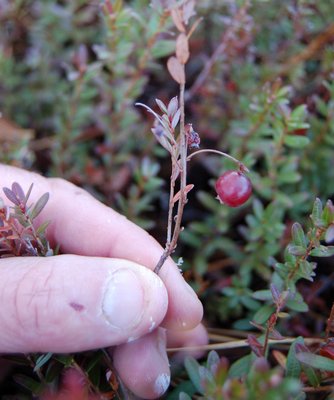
[171,352,302,400]
[1,0,334,398]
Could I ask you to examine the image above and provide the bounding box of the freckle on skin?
[69,302,85,312]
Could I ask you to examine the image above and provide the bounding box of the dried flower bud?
[185,124,200,149]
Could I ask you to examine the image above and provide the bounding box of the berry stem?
[154,83,187,274]
[187,149,249,172]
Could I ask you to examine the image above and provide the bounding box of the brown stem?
[154,80,187,274]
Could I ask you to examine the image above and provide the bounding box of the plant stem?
[154,81,187,274]
[187,148,248,171]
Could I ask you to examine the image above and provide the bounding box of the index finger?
[0,165,203,330]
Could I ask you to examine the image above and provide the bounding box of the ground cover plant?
[1,0,334,398]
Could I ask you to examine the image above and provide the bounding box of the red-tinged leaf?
[11,182,25,203]
[269,328,284,340]
[171,8,185,32]
[296,352,334,372]
[172,184,194,204]
[30,193,50,220]
[167,56,185,84]
[176,33,189,64]
[270,283,281,305]
[3,187,20,206]
[272,350,286,368]
[250,320,266,332]
[319,345,334,360]
[247,334,263,357]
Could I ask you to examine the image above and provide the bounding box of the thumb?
[0,255,168,353]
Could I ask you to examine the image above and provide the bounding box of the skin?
[0,165,207,399]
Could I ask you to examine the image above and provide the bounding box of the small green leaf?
[228,354,252,378]
[311,198,323,222]
[184,357,204,394]
[206,350,220,372]
[287,244,307,257]
[253,198,264,219]
[152,39,175,58]
[253,304,275,324]
[290,104,308,121]
[36,220,50,235]
[30,192,50,220]
[296,352,334,372]
[286,337,304,378]
[284,135,310,148]
[54,354,74,367]
[179,393,192,400]
[303,364,320,387]
[286,298,309,312]
[13,374,42,394]
[252,289,272,301]
[310,246,334,257]
[34,352,53,372]
[291,222,307,248]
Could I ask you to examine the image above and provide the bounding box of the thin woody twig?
[154,81,187,274]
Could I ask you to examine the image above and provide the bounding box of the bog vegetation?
[1,0,334,398]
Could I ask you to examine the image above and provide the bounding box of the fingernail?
[102,269,144,330]
[154,373,170,396]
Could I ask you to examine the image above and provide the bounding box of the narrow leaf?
[287,244,307,257]
[184,357,204,394]
[270,283,281,304]
[34,352,53,372]
[179,393,192,400]
[13,374,41,394]
[206,350,220,373]
[284,135,310,148]
[228,354,252,378]
[36,220,50,235]
[291,222,307,248]
[30,193,50,220]
[311,198,323,222]
[155,98,167,114]
[3,187,20,206]
[286,337,304,378]
[167,96,178,118]
[253,304,276,324]
[296,352,334,372]
[24,183,34,204]
[310,246,334,257]
[176,33,189,64]
[171,108,181,129]
[12,182,25,203]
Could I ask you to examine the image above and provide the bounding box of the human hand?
[0,165,207,399]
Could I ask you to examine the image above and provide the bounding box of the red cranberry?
[215,170,252,207]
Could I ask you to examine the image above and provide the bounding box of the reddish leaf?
[176,33,189,64]
[167,56,185,84]
[3,187,20,206]
[171,8,185,32]
[172,184,194,204]
[247,334,263,357]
